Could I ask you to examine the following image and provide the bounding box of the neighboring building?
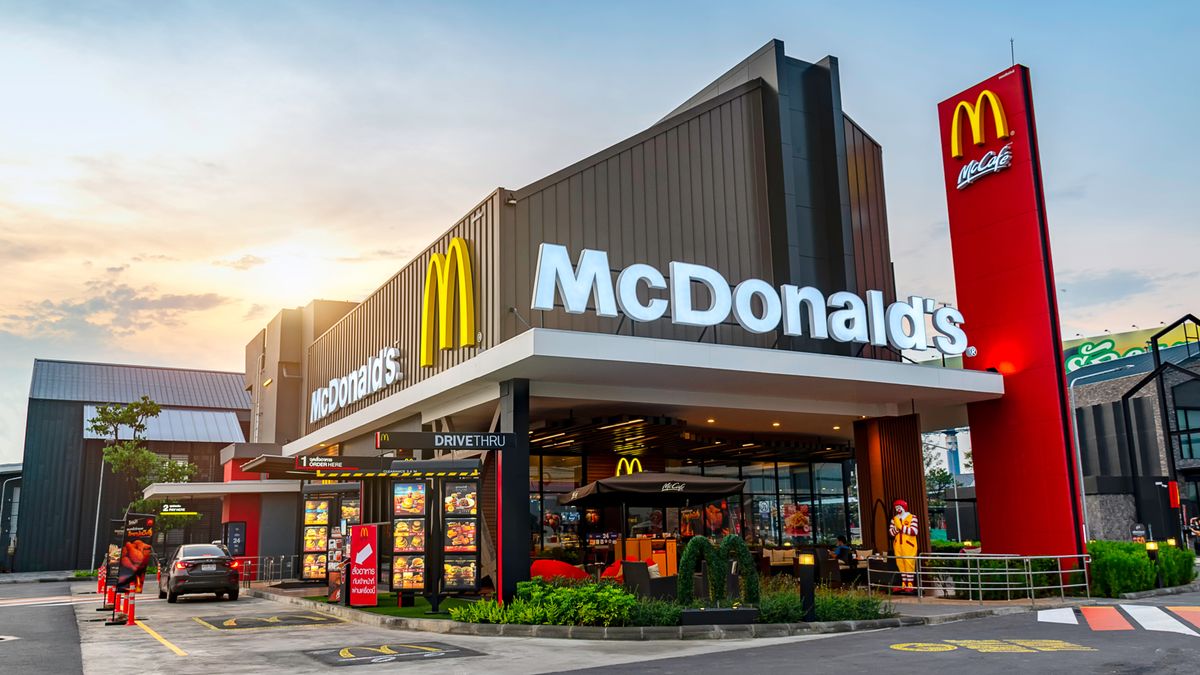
[0,463,19,572]
[1071,326,1200,544]
[16,360,250,571]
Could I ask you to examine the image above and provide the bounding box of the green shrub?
[719,534,761,604]
[676,536,726,605]
[449,579,638,627]
[813,588,893,621]
[1158,545,1197,588]
[1089,540,1156,597]
[73,569,98,578]
[627,598,682,626]
[929,540,974,553]
[757,588,807,623]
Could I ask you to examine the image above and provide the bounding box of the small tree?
[88,396,201,534]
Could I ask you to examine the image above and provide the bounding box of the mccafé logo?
[530,243,969,357]
[615,457,643,476]
[949,89,1015,190]
[421,237,476,367]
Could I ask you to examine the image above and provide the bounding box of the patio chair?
[622,561,677,601]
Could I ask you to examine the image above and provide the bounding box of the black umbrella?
[561,472,744,508]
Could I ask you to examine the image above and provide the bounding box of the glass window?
[529,456,541,492]
[748,494,779,547]
[541,455,583,492]
[780,494,813,546]
[741,462,777,494]
[541,493,581,550]
[814,496,847,545]
[665,459,702,475]
[701,462,740,479]
[529,494,542,550]
[814,462,844,496]
[778,462,811,496]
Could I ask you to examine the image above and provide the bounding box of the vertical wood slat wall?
[853,414,929,554]
[844,116,898,361]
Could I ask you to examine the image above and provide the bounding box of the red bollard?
[124,593,136,625]
[105,585,115,608]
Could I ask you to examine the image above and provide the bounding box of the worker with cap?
[888,499,919,593]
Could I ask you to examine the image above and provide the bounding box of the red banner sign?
[115,513,155,592]
[348,524,378,607]
[938,66,1084,556]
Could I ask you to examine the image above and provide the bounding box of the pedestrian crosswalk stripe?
[1036,608,1078,625]
[1079,606,1134,631]
[1168,607,1200,630]
[1121,605,1198,637]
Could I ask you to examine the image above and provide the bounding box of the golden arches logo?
[420,237,476,367]
[615,457,643,476]
[949,89,1013,159]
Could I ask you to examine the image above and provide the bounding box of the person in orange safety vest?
[889,499,919,592]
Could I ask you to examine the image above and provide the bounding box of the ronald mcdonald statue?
[888,499,919,592]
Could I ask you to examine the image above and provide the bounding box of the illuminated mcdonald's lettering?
[420,237,476,367]
[615,457,643,476]
[949,89,1012,159]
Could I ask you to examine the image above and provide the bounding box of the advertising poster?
[224,521,247,557]
[303,526,328,552]
[327,528,346,602]
[304,500,330,525]
[104,519,124,588]
[393,483,426,516]
[392,519,425,553]
[341,498,361,525]
[782,504,812,537]
[443,481,477,515]
[302,553,328,580]
[348,524,378,607]
[392,555,425,591]
[442,557,477,591]
[115,513,155,592]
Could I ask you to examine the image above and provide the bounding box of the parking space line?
[135,621,188,657]
[1080,606,1134,631]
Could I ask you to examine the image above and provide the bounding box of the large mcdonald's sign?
[615,457,643,476]
[948,89,1012,159]
[420,237,476,367]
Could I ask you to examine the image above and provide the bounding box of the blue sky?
[1,1,1197,462]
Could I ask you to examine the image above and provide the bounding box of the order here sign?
[349,524,378,607]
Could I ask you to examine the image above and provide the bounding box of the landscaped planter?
[680,607,759,625]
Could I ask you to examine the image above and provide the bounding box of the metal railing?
[865,552,1091,605]
[228,555,304,588]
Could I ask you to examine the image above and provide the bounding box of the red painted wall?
[938,66,1084,556]
[221,493,261,561]
[224,458,263,482]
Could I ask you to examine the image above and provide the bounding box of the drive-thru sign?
[349,524,378,607]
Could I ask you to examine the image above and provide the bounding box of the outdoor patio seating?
[622,560,677,600]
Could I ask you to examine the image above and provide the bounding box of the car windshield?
[179,544,227,558]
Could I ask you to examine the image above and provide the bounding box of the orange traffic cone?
[116,591,126,615]
[125,593,136,626]
[105,585,115,608]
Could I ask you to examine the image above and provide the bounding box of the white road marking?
[1120,604,1199,636]
[1037,608,1078,625]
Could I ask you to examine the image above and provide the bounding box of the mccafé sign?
[530,242,969,357]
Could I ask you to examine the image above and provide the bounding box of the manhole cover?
[304,642,484,666]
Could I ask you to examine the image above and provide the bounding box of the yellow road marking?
[891,639,1094,654]
[946,639,1035,653]
[1009,639,1095,652]
[393,643,443,652]
[891,642,957,652]
[135,621,187,657]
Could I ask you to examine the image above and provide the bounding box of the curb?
[0,576,80,584]
[1119,581,1200,600]
[248,588,1024,640]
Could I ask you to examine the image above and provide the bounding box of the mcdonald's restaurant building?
[176,40,1017,600]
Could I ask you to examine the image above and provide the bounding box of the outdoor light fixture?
[1167,538,1178,547]
[798,553,815,566]
[1146,541,1163,588]
[1146,541,1159,553]
[505,195,517,206]
[706,418,716,424]
[797,553,817,621]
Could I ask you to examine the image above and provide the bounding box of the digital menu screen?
[341,499,361,525]
[393,482,427,517]
[443,557,477,591]
[392,519,425,553]
[392,555,425,591]
[443,481,477,516]
[443,518,477,553]
[302,553,328,579]
[304,500,330,525]
[303,526,328,553]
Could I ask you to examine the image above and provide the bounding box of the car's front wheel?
[228,589,239,601]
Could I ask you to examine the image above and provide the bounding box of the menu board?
[392,519,426,553]
[443,518,477,553]
[443,481,478,515]
[303,526,328,553]
[393,483,427,516]
[341,498,361,525]
[304,500,330,525]
[443,557,477,591]
[392,555,425,590]
[302,553,328,580]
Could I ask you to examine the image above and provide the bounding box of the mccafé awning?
[561,472,744,508]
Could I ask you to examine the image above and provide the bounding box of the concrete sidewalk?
[0,570,81,584]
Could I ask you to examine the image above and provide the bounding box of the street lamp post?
[1069,364,1135,542]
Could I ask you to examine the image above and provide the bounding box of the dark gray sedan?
[160,544,240,602]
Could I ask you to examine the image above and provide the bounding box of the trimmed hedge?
[1089,540,1196,597]
[929,540,974,554]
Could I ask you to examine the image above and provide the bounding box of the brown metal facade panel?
[853,414,929,555]
[305,191,504,433]
[843,116,899,361]
[509,85,775,349]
